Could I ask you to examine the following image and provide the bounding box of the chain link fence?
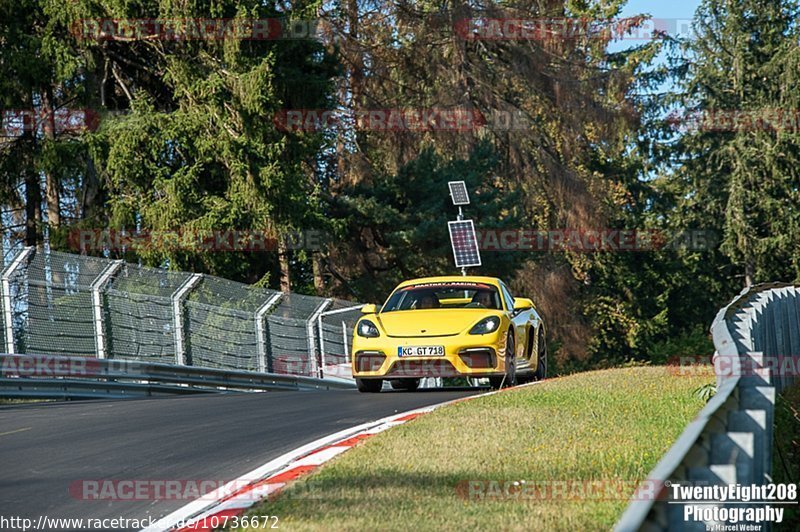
[106,263,191,365]
[0,247,363,380]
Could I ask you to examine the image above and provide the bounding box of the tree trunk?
[25,169,42,247]
[744,258,755,288]
[278,240,292,293]
[312,252,325,295]
[81,155,103,222]
[41,87,61,229]
[344,0,366,187]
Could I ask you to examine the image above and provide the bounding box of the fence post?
[1,247,34,354]
[342,321,349,359]
[91,259,124,359]
[316,304,362,378]
[308,299,332,378]
[255,293,283,373]
[171,273,202,365]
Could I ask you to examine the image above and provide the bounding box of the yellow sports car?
[351,276,546,393]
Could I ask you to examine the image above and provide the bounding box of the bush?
[646,325,714,365]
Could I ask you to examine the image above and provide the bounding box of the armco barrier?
[0,353,355,400]
[615,283,798,531]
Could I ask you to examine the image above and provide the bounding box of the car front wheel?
[489,332,516,389]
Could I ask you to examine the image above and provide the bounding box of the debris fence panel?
[268,293,331,376]
[26,250,110,356]
[267,315,315,375]
[104,263,191,364]
[0,248,362,379]
[106,290,176,364]
[185,301,259,371]
[185,276,277,372]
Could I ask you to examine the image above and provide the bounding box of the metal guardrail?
[615,283,798,531]
[0,353,356,400]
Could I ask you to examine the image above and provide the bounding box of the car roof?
[395,276,503,289]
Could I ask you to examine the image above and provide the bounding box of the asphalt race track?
[0,388,481,530]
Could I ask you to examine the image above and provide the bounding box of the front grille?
[355,351,386,372]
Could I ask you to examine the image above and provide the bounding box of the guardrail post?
[255,293,283,373]
[90,259,124,359]
[171,273,202,365]
[1,247,34,355]
[308,299,332,378]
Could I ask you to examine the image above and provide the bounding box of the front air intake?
[458,348,496,368]
[355,351,386,372]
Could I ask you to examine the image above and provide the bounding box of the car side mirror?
[361,303,378,314]
[513,298,534,311]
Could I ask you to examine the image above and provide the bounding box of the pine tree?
[37,0,339,287]
[668,0,800,286]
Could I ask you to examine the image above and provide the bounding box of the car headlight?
[357,319,380,338]
[469,316,500,335]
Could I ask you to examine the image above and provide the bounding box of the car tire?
[489,332,516,389]
[356,378,383,393]
[535,332,547,381]
[389,378,420,391]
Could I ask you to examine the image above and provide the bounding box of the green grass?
[241,367,710,531]
[774,384,800,531]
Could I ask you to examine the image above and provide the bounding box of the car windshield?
[381,282,502,312]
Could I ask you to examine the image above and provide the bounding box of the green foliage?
[5,0,800,373]
[577,0,800,371]
[648,326,714,365]
[694,382,717,403]
[665,0,800,286]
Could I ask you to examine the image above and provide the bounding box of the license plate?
[398,345,445,357]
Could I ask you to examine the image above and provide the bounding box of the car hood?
[377,310,496,338]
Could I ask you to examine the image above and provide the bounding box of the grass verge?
[773,384,800,530]
[241,366,710,531]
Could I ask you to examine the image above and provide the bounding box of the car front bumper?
[351,331,510,379]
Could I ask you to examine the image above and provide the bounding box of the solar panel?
[448,181,470,205]
[448,220,482,269]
